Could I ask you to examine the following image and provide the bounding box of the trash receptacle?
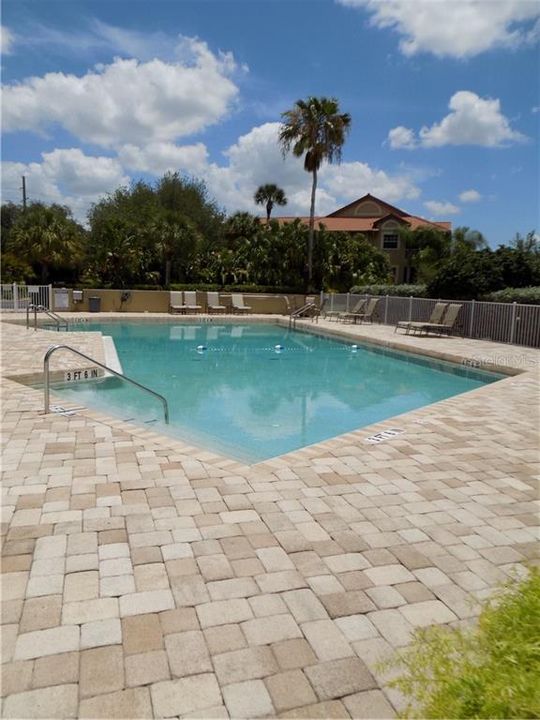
[89,296,101,313]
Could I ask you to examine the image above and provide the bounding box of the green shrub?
[349,283,428,297]
[169,283,305,294]
[384,569,540,718]
[71,283,305,294]
[482,287,540,305]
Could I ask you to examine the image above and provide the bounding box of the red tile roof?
[263,193,451,233]
[263,215,450,232]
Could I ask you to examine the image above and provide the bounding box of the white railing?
[322,292,540,349]
[1,283,51,311]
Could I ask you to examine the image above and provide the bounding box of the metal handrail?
[289,302,319,329]
[27,304,69,332]
[43,344,169,424]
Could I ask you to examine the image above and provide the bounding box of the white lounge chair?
[169,291,202,314]
[231,293,251,314]
[169,291,184,313]
[207,292,226,313]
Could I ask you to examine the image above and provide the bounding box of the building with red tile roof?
[267,194,451,283]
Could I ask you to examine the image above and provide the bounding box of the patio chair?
[414,303,462,336]
[342,297,379,324]
[169,291,201,314]
[183,291,202,313]
[169,291,185,313]
[325,297,366,322]
[395,302,448,334]
[207,292,226,313]
[231,293,252,314]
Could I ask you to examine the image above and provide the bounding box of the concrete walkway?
[1,316,538,718]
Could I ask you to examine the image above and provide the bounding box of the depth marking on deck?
[365,428,404,444]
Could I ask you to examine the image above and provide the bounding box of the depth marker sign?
[64,369,99,382]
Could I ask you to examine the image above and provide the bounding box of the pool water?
[51,322,501,462]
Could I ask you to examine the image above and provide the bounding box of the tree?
[511,231,538,254]
[7,202,84,282]
[427,248,502,300]
[401,226,452,283]
[254,184,287,221]
[319,229,390,291]
[452,226,487,252]
[279,96,351,289]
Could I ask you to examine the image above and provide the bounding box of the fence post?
[468,299,475,338]
[330,294,334,313]
[384,294,389,325]
[13,283,18,311]
[408,296,413,322]
[510,302,517,344]
[320,290,324,308]
[48,284,53,310]
[346,293,350,312]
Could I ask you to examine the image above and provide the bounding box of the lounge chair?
[325,297,366,322]
[231,293,251,314]
[169,291,184,313]
[183,291,202,313]
[415,303,462,336]
[169,291,201,314]
[342,297,379,324]
[207,292,226,313]
[395,302,448,334]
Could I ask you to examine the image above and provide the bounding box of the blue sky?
[2,0,539,245]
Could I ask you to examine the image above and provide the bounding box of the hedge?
[349,283,428,297]
[69,283,306,294]
[481,287,540,305]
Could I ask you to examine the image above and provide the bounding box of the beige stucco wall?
[54,289,311,314]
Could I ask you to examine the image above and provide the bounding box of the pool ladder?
[27,304,69,332]
[43,344,169,424]
[289,301,320,329]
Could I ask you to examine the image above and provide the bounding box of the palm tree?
[279,96,351,288]
[254,184,287,221]
[8,203,83,282]
[452,226,487,252]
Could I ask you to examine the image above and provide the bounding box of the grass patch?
[384,569,540,718]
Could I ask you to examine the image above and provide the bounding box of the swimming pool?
[50,322,501,462]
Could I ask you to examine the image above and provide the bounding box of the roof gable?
[327,193,408,219]
[373,213,409,228]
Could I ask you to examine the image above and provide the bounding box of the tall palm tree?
[254,184,287,221]
[279,96,351,288]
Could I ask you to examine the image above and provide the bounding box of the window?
[383,233,399,249]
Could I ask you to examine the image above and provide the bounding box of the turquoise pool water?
[51,322,501,462]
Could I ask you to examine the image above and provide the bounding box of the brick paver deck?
[1,315,538,718]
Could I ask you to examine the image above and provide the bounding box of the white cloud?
[387,126,417,149]
[1,149,129,220]
[2,36,240,148]
[388,91,527,149]
[117,142,209,176]
[424,200,460,216]
[198,122,421,216]
[338,0,540,58]
[1,123,422,223]
[459,189,482,203]
[1,25,13,54]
